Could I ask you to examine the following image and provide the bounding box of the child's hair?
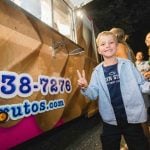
[146,32,150,37]
[110,28,125,43]
[136,51,144,58]
[145,32,150,47]
[145,32,150,41]
[96,31,118,46]
[136,51,143,55]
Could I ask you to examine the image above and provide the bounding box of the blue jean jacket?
[81,58,150,125]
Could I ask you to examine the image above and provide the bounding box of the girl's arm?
[144,71,150,80]
[131,63,150,94]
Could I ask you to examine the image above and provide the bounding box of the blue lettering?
[31,102,39,114]
[23,100,31,115]
[11,105,23,119]
[54,101,57,108]
[40,100,46,112]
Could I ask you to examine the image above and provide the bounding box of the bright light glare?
[76,10,83,18]
[58,23,70,36]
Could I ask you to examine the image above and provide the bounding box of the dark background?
[84,0,150,59]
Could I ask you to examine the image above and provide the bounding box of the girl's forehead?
[99,35,115,41]
[146,33,150,39]
[137,52,143,55]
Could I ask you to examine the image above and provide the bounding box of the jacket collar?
[95,57,125,99]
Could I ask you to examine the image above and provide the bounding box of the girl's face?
[97,35,117,58]
[136,52,143,61]
[145,33,150,47]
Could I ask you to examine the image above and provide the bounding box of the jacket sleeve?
[131,62,150,94]
[81,70,99,100]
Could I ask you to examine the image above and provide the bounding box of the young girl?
[145,32,150,60]
[110,27,136,63]
[144,32,150,80]
[77,31,150,150]
[135,51,150,74]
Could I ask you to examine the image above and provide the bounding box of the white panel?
[64,0,94,9]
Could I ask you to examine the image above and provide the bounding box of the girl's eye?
[100,43,105,46]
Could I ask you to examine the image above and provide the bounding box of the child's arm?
[144,71,150,80]
[140,82,150,94]
[77,70,99,100]
[77,70,88,89]
[131,63,150,94]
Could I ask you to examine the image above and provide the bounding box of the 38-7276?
[0,71,72,99]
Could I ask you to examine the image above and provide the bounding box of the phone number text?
[0,71,72,99]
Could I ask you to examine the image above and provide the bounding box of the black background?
[84,0,150,59]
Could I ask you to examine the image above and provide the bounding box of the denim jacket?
[81,58,150,125]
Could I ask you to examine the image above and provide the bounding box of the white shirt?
[135,61,150,73]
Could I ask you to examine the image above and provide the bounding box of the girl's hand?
[144,71,150,79]
[77,70,88,89]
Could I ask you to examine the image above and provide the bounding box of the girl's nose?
[105,43,110,47]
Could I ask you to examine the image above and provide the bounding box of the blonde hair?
[145,32,150,40]
[96,31,118,46]
[110,28,125,43]
[145,32,150,47]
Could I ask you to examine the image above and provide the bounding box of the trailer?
[0,0,99,149]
